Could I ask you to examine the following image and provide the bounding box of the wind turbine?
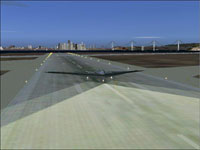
[151,40,158,51]
[130,41,136,51]
[111,41,116,50]
[176,40,182,51]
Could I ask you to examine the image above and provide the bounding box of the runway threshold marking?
[104,84,134,104]
[177,134,199,149]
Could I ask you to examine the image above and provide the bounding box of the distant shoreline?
[0,50,199,54]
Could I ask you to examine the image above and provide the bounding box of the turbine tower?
[130,41,135,51]
[141,46,144,51]
[152,40,156,51]
[176,40,181,51]
[111,41,115,50]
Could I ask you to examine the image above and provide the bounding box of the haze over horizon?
[1,1,199,47]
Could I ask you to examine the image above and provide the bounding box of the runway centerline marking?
[177,134,199,149]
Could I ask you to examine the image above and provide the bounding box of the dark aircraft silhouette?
[46,70,143,82]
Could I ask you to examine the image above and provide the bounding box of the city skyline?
[1,1,199,47]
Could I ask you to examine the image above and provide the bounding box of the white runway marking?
[74,84,83,93]
[104,84,134,104]
[129,82,149,91]
[77,65,82,69]
[177,134,199,149]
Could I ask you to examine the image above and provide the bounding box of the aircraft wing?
[46,71,97,76]
[46,70,143,76]
[103,70,143,76]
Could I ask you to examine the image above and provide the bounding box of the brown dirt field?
[0,57,38,61]
[0,70,9,76]
[92,54,200,68]
[0,53,45,56]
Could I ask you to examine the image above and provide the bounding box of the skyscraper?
[67,40,71,50]
[77,42,86,50]
[58,43,62,50]
[58,43,67,50]
[63,43,67,50]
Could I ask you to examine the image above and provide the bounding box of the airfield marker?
[177,134,199,149]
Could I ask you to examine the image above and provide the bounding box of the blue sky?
[1,1,199,47]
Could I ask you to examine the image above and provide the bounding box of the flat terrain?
[90,53,199,68]
[0,54,48,110]
[0,70,9,76]
[1,53,199,149]
[194,75,200,78]
[1,52,45,56]
[0,57,37,61]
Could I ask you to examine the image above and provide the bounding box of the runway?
[1,53,199,149]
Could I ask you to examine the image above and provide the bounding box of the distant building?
[67,40,71,50]
[58,43,67,50]
[74,44,78,50]
[8,45,15,49]
[57,40,87,50]
[58,43,62,50]
[28,45,32,49]
[114,46,128,50]
[63,43,67,50]
[77,44,82,50]
[70,41,74,50]
[79,42,86,50]
[191,46,200,51]
[37,45,48,50]
[0,46,3,50]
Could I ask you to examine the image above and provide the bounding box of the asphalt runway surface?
[1,53,200,149]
